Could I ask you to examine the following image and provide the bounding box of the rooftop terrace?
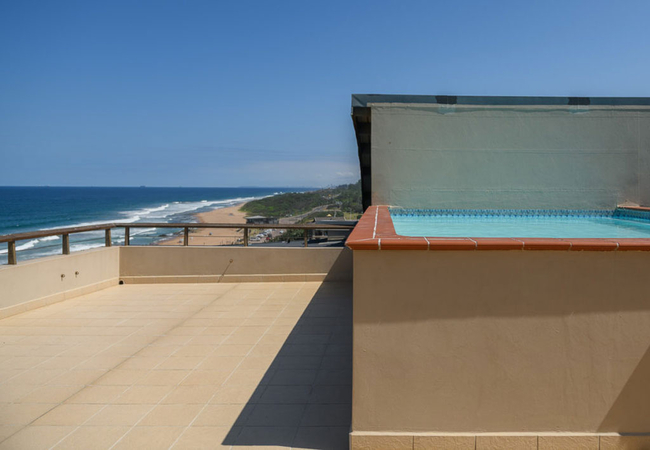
[0,281,352,450]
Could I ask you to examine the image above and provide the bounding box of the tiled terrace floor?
[0,282,352,449]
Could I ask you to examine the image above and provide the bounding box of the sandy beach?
[157,202,248,246]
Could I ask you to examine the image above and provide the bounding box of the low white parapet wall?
[119,246,352,283]
[0,247,120,319]
[0,246,352,319]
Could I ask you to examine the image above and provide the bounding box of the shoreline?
[155,202,248,246]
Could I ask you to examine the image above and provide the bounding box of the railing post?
[105,229,112,247]
[124,227,130,246]
[243,228,249,247]
[62,234,70,255]
[8,241,16,265]
[304,229,308,247]
[183,227,189,246]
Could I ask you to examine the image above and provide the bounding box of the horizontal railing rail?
[0,224,116,244]
[0,222,355,265]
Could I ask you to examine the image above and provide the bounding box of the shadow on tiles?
[222,282,352,449]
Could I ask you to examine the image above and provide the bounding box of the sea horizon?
[0,186,313,263]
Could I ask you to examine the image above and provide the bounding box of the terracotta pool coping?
[346,205,650,251]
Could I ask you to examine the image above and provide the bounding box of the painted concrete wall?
[0,246,352,318]
[119,246,353,282]
[0,247,120,318]
[352,250,650,435]
[371,103,650,209]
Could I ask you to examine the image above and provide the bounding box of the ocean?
[0,186,305,264]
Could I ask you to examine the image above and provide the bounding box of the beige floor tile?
[140,403,204,426]
[0,425,22,441]
[53,426,130,449]
[38,357,88,370]
[168,327,205,336]
[47,369,106,386]
[113,385,173,404]
[233,426,298,448]
[0,368,24,384]
[224,367,272,386]
[180,370,232,386]
[1,356,48,370]
[201,327,237,336]
[6,368,68,385]
[33,403,104,426]
[256,331,289,344]
[161,385,219,404]
[16,385,84,404]
[75,356,126,370]
[197,355,243,371]
[248,344,284,357]
[136,370,191,386]
[111,426,184,450]
[59,345,107,358]
[211,344,254,356]
[118,356,166,370]
[246,404,305,427]
[0,384,37,403]
[156,356,204,370]
[238,355,276,370]
[92,369,148,385]
[171,426,239,449]
[137,345,181,357]
[210,385,264,404]
[193,404,251,427]
[0,402,57,425]
[149,335,194,347]
[222,334,265,346]
[188,335,226,346]
[65,385,127,404]
[86,404,153,426]
[0,425,75,450]
[173,345,215,357]
[292,426,349,450]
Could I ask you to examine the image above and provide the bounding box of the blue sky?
[1,1,649,187]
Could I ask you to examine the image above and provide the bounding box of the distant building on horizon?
[245,215,279,225]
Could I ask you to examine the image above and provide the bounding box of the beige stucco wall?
[370,103,650,209]
[352,250,650,434]
[119,246,352,282]
[0,246,351,317]
[0,247,119,318]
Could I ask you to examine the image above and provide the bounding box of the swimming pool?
[390,209,650,239]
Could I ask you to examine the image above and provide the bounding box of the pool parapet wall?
[347,205,650,448]
[346,205,650,251]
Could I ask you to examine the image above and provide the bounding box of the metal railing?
[0,222,356,265]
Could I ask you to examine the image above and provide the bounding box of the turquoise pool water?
[390,209,650,238]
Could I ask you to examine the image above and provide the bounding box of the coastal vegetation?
[241,180,362,218]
